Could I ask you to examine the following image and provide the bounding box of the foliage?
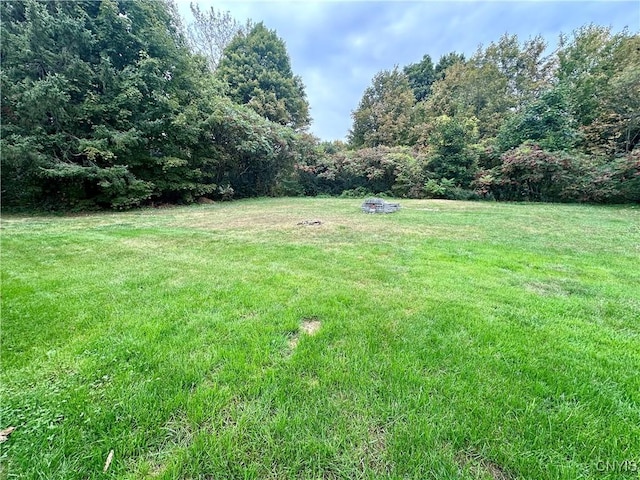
[424,178,479,200]
[557,26,640,154]
[434,52,466,80]
[424,60,509,140]
[479,34,552,110]
[421,115,480,187]
[603,151,640,202]
[490,145,583,202]
[496,87,580,153]
[403,54,435,102]
[1,4,637,209]
[349,67,415,148]
[1,1,312,210]
[580,37,640,155]
[345,28,637,203]
[1,0,208,209]
[216,22,310,130]
[479,145,639,203]
[293,145,427,198]
[424,36,552,142]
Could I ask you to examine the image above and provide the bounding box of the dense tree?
[479,34,552,110]
[489,145,587,202]
[589,59,640,154]
[1,0,313,209]
[216,23,310,130]
[425,36,553,141]
[423,114,479,188]
[496,87,579,152]
[558,26,640,154]
[425,60,510,140]
[404,54,435,101]
[478,145,639,203]
[293,145,427,198]
[434,52,466,80]
[557,26,621,128]
[2,4,637,209]
[349,67,415,148]
[1,0,200,208]
[338,27,638,203]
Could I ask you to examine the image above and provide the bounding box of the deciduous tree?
[559,28,640,154]
[186,2,249,71]
[349,67,415,148]
[496,87,579,152]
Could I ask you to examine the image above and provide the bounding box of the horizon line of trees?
[297,25,639,203]
[1,0,638,210]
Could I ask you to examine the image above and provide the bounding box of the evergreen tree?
[1,0,310,208]
[216,23,310,130]
[404,54,435,102]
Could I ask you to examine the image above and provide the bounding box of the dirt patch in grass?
[524,280,569,297]
[297,219,323,226]
[119,237,164,251]
[523,278,591,298]
[162,415,194,448]
[288,317,321,350]
[301,317,321,335]
[456,450,513,480]
[359,424,390,474]
[149,461,167,478]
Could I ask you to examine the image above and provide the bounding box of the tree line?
[1,1,638,210]
[299,27,639,203]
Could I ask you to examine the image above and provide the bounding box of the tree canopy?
[335,26,639,203]
[349,67,415,148]
[186,2,249,71]
[215,22,310,130]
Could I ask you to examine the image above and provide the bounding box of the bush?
[293,146,427,198]
[591,151,640,203]
[488,145,582,202]
[424,178,479,200]
[482,144,640,203]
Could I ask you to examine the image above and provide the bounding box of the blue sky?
[177,1,639,141]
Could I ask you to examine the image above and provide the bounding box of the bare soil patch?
[456,450,513,480]
[288,317,321,350]
[301,317,321,335]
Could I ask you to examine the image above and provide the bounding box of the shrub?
[484,144,639,203]
[615,150,640,202]
[490,144,581,202]
[293,146,427,198]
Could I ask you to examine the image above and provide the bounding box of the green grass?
[1,198,639,479]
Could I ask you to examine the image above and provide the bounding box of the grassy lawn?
[1,198,639,479]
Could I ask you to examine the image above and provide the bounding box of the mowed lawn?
[1,198,639,479]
